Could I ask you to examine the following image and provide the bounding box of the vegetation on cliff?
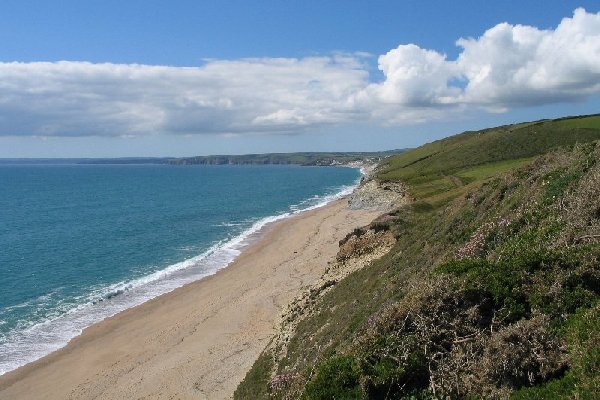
[168,150,404,166]
[235,114,600,399]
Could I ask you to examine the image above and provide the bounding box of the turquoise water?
[0,164,360,375]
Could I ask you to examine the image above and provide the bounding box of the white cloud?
[0,58,368,137]
[365,7,600,114]
[369,44,460,105]
[0,8,599,137]
[457,8,600,107]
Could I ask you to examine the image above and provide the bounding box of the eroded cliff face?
[348,179,411,211]
[336,226,395,262]
[271,221,397,364]
[241,172,409,393]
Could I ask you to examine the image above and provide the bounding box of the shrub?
[303,355,363,399]
[478,316,567,390]
[511,305,600,399]
[359,335,429,398]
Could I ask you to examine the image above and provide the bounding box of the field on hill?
[235,114,600,399]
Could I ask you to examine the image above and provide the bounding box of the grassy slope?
[234,114,600,399]
[378,114,600,203]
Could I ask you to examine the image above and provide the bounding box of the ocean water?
[0,164,360,375]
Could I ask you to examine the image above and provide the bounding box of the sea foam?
[0,175,360,376]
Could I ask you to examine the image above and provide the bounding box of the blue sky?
[1,1,599,157]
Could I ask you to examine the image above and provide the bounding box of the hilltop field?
[236,114,600,399]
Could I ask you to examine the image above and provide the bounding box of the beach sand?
[0,199,380,399]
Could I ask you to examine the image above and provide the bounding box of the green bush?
[438,244,600,324]
[511,305,600,399]
[359,334,429,398]
[437,257,531,322]
[303,355,363,400]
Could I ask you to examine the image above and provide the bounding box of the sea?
[0,163,360,375]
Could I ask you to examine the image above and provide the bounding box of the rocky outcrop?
[348,179,411,211]
[337,227,396,262]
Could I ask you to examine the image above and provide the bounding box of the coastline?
[0,166,360,377]
[0,197,380,399]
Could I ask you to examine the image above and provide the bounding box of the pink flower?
[498,218,511,227]
[270,373,298,392]
[456,218,510,259]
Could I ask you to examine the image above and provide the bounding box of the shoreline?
[0,172,360,377]
[0,197,380,399]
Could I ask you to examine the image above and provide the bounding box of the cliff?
[168,150,406,166]
[235,114,600,399]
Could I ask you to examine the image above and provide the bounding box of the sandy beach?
[0,199,380,399]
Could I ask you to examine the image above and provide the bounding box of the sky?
[0,1,599,157]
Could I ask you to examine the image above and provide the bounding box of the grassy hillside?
[377,114,600,204]
[235,114,600,399]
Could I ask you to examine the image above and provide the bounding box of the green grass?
[510,374,577,400]
[376,114,600,206]
[456,157,535,183]
[409,177,457,199]
[233,351,274,399]
[555,114,600,129]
